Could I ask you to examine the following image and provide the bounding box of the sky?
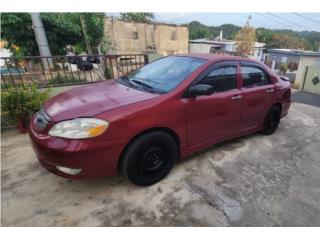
[107,13,320,32]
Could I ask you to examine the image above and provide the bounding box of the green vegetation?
[188,21,320,51]
[120,13,155,23]
[1,13,107,56]
[1,85,50,127]
[280,63,289,74]
[104,67,113,79]
[47,75,86,86]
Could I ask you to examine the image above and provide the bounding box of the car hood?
[44,80,158,122]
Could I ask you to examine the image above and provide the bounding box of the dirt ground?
[1,102,320,226]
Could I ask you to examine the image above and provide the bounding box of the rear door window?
[240,66,271,88]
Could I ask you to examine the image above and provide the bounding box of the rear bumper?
[281,101,291,118]
[29,124,126,180]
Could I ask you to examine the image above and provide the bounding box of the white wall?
[189,43,213,53]
[296,56,320,85]
[223,44,235,52]
[250,48,263,61]
[0,48,11,67]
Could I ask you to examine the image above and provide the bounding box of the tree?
[40,13,84,55]
[298,31,320,51]
[234,17,256,56]
[216,24,241,39]
[80,13,106,54]
[120,12,154,23]
[1,13,107,56]
[256,28,274,49]
[272,32,311,50]
[1,13,38,56]
[188,21,210,39]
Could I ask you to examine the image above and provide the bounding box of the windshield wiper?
[117,76,135,88]
[131,79,165,94]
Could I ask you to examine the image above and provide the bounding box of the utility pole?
[30,13,53,69]
[80,14,93,55]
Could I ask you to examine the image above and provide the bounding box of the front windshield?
[126,56,206,93]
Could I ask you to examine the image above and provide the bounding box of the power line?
[254,13,298,30]
[292,14,320,25]
[292,13,320,24]
[267,13,318,31]
[238,13,274,29]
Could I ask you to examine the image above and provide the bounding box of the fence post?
[301,66,309,91]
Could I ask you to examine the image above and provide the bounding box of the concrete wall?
[189,43,213,54]
[105,19,188,55]
[295,56,320,84]
[189,42,263,61]
[301,65,320,94]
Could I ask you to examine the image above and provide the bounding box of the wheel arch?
[273,102,282,113]
[117,127,181,173]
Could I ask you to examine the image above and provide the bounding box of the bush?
[1,85,51,127]
[280,63,288,74]
[47,75,85,85]
[1,82,26,89]
[104,67,113,79]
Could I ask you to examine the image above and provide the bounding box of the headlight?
[48,118,109,139]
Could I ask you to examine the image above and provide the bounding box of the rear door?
[239,62,274,131]
[186,61,242,146]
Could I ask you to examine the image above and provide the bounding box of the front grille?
[34,107,51,132]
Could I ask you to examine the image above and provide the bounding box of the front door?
[186,61,242,147]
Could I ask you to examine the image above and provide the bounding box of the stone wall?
[105,18,189,55]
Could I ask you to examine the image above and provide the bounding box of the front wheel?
[261,105,281,135]
[121,131,178,186]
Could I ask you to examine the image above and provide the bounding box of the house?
[104,18,189,56]
[189,32,265,61]
[267,49,320,93]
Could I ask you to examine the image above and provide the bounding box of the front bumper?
[29,121,126,180]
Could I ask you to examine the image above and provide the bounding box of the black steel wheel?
[261,105,281,135]
[121,131,178,186]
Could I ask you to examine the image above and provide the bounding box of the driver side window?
[199,66,237,93]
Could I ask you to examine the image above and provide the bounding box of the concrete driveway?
[291,90,320,107]
[1,102,320,226]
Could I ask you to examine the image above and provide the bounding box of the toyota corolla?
[29,54,291,186]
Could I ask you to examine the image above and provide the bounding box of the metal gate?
[301,65,320,95]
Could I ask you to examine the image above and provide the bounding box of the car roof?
[176,53,256,62]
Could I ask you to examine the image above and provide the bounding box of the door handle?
[266,88,274,93]
[231,95,242,100]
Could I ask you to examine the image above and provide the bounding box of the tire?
[261,105,281,135]
[121,131,178,186]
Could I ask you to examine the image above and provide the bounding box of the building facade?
[189,36,265,61]
[104,18,189,56]
[266,49,320,94]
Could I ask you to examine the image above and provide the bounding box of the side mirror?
[188,84,214,97]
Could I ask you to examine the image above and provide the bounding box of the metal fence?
[0,54,148,89]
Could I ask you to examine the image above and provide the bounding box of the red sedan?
[29,54,291,186]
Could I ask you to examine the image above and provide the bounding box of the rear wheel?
[261,105,281,135]
[121,131,178,186]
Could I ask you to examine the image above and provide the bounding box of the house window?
[171,31,177,40]
[132,32,139,39]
